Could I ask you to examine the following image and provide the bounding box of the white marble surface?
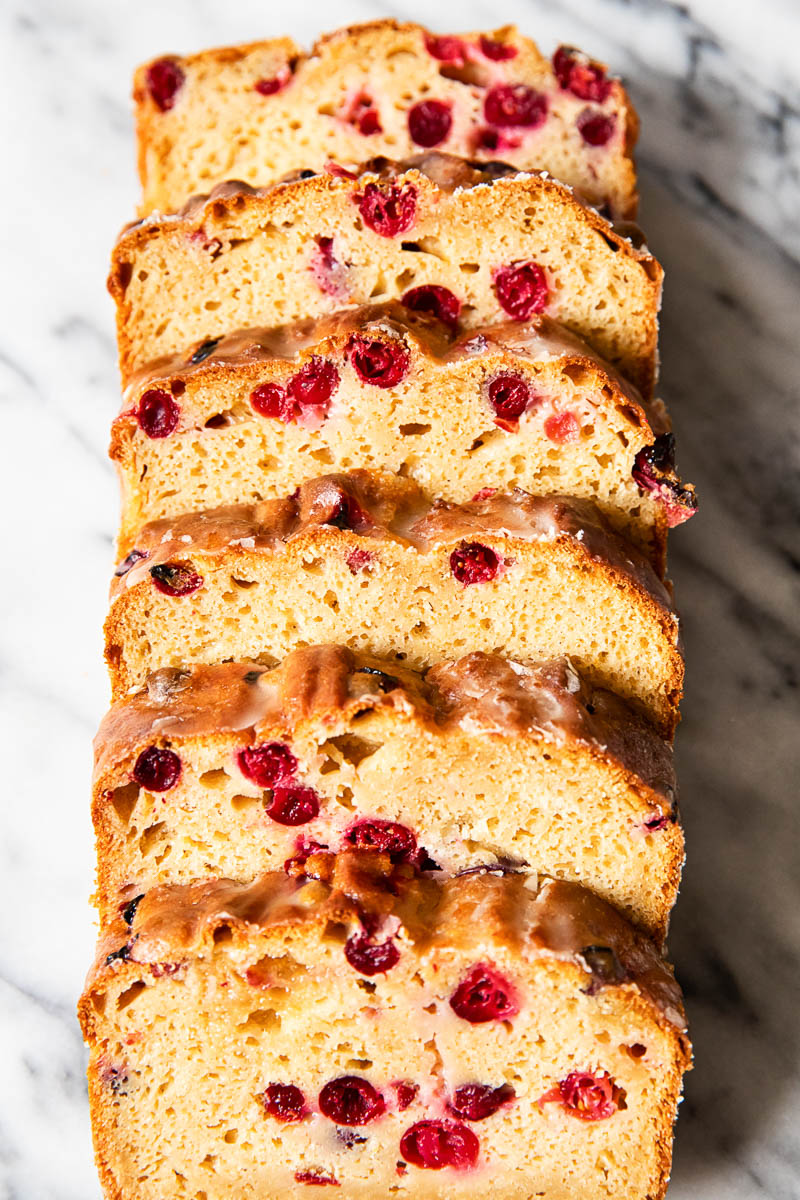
[1,1,799,1196]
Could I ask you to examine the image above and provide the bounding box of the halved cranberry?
[479,36,518,61]
[150,563,203,596]
[319,1076,385,1126]
[287,358,340,413]
[448,1083,515,1121]
[310,236,349,300]
[494,261,549,319]
[424,34,467,64]
[577,109,616,146]
[266,785,320,826]
[136,389,180,438]
[261,1082,307,1121]
[401,285,461,330]
[237,742,297,787]
[552,47,611,103]
[132,746,181,792]
[449,963,519,1023]
[250,381,289,421]
[356,183,417,238]
[400,1120,479,1170]
[254,70,290,97]
[145,58,184,112]
[294,1169,339,1186]
[343,819,417,862]
[345,932,400,975]
[394,1081,419,1111]
[487,374,532,424]
[449,543,502,586]
[484,84,548,129]
[540,1070,623,1120]
[408,100,452,148]
[544,411,580,443]
[347,336,409,387]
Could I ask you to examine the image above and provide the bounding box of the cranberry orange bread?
[109,154,663,396]
[134,20,639,219]
[116,303,695,569]
[105,471,682,734]
[92,646,681,940]
[79,854,690,1199]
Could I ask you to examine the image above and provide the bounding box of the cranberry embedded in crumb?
[136,388,180,438]
[238,741,298,788]
[114,548,147,577]
[310,236,349,300]
[541,1070,623,1120]
[345,931,400,975]
[319,1076,385,1126]
[346,548,373,575]
[287,357,340,414]
[552,47,612,103]
[449,543,502,586]
[394,1081,419,1111]
[493,261,549,319]
[132,746,181,792]
[424,34,467,64]
[408,100,453,148]
[400,1120,480,1170]
[401,284,461,330]
[250,381,289,421]
[149,563,203,597]
[448,1083,515,1121]
[449,963,519,1023]
[474,126,521,155]
[262,1082,307,1121]
[479,36,518,61]
[343,819,418,862]
[487,373,533,424]
[145,58,185,112]
[356,182,417,238]
[577,109,616,146]
[347,336,409,387]
[484,84,548,129]
[294,1169,340,1186]
[544,411,580,443]
[254,69,290,97]
[266,785,320,826]
[342,92,382,136]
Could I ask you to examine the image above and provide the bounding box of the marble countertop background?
[1,1,798,1196]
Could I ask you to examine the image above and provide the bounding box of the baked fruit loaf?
[79,853,690,1199]
[105,471,683,734]
[92,646,681,940]
[134,20,639,219]
[109,153,663,396]
[116,303,695,569]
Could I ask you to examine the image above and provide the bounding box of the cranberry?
[132,746,181,792]
[346,548,373,574]
[283,839,329,877]
[494,261,549,319]
[400,1120,479,1170]
[343,819,417,862]
[287,358,340,414]
[189,338,220,365]
[356,183,417,238]
[449,963,519,1023]
[342,92,382,136]
[487,374,533,424]
[294,1169,339,1186]
[552,47,611,103]
[448,1083,515,1121]
[394,1082,419,1111]
[479,36,518,61]
[266,785,320,826]
[644,812,671,833]
[250,381,289,421]
[345,932,400,975]
[136,388,179,438]
[541,1070,623,1120]
[474,126,521,155]
[115,549,147,577]
[310,236,349,300]
[145,58,185,112]
[577,109,616,146]
[544,411,580,443]
[120,894,144,926]
[262,1082,307,1121]
[401,285,461,330]
[471,487,497,501]
[237,742,297,787]
[484,84,548,129]
[150,563,203,597]
[424,34,467,64]
[347,336,409,387]
[449,543,501,586]
[319,1076,385,1126]
[408,100,452,148]
[324,492,372,533]
[254,70,290,97]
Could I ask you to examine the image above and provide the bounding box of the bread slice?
[116,303,695,570]
[104,471,683,734]
[79,853,690,1200]
[92,646,681,940]
[133,20,639,219]
[109,154,663,396]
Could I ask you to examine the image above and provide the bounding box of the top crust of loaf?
[81,852,688,1038]
[93,646,677,820]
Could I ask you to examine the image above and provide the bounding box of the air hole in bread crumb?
[116,982,146,1011]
